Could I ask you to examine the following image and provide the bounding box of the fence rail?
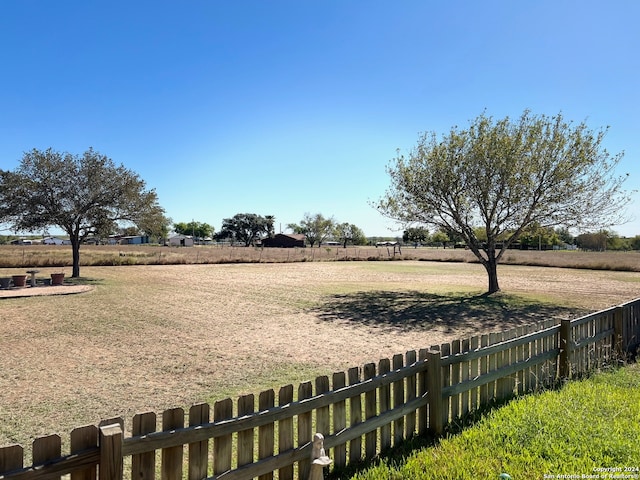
[1,299,639,480]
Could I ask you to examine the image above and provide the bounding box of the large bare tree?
[0,148,167,277]
[377,111,631,294]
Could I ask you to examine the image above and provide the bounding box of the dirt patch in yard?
[0,284,93,298]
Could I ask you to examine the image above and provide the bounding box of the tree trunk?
[485,256,500,294]
[71,236,81,278]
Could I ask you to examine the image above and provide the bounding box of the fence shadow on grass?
[313,290,587,333]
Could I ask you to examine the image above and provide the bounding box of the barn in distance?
[262,233,306,248]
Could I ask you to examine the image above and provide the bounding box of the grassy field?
[344,363,640,480]
[1,257,639,460]
[2,243,640,271]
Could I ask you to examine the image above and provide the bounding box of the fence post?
[559,319,572,379]
[614,306,626,360]
[427,350,444,436]
[99,423,123,480]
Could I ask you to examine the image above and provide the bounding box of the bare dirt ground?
[1,261,639,451]
[0,284,93,298]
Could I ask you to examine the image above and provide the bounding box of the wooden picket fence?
[1,299,639,480]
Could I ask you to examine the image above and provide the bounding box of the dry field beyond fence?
[1,259,640,451]
[2,244,640,271]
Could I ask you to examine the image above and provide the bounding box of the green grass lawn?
[344,363,640,480]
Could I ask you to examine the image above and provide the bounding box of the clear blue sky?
[1,1,639,237]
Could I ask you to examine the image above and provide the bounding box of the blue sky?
[1,1,639,237]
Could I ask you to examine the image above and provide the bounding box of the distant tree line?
[166,212,367,248]
[401,223,640,252]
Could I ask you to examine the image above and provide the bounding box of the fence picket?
[70,425,98,480]
[493,332,508,402]
[0,445,23,476]
[479,334,489,405]
[583,318,590,372]
[632,304,638,348]
[595,314,602,366]
[161,407,184,480]
[331,373,347,470]
[460,339,470,418]
[450,341,461,421]
[602,313,610,366]
[378,358,392,451]
[547,319,556,384]
[237,394,255,470]
[258,390,275,480]
[536,324,547,388]
[213,399,233,476]
[575,320,582,375]
[583,318,590,373]
[405,350,417,439]
[132,412,156,480]
[188,404,209,480]
[469,336,479,412]
[515,327,524,395]
[508,329,517,396]
[363,363,377,458]
[525,324,535,391]
[348,367,362,464]
[589,315,596,368]
[427,350,444,436]
[315,376,330,437]
[297,381,313,480]
[440,343,451,424]
[33,434,62,480]
[488,333,498,403]
[392,354,405,445]
[606,311,615,362]
[278,385,294,480]
[506,330,516,398]
[417,349,429,436]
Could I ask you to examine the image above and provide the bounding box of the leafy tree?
[138,213,172,244]
[334,222,366,248]
[473,226,489,243]
[0,148,166,277]
[288,213,334,248]
[431,230,450,248]
[606,232,629,251]
[264,215,276,238]
[518,223,561,250]
[377,111,631,294]
[173,221,214,242]
[403,227,430,247]
[555,227,575,246]
[575,231,609,251]
[217,213,274,246]
[120,226,140,237]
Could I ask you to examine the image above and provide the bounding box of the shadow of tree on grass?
[313,290,588,334]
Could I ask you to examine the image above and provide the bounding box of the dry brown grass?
[2,244,640,271]
[1,259,639,456]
